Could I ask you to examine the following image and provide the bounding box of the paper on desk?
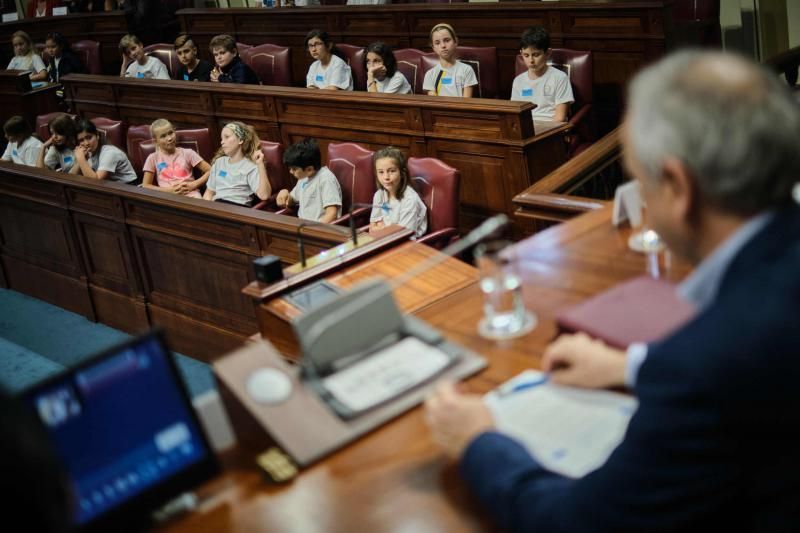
[485,370,637,478]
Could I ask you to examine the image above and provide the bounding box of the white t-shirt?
[7,54,46,73]
[125,56,170,80]
[306,54,353,90]
[511,65,574,121]
[423,61,477,97]
[44,146,76,171]
[89,144,137,183]
[347,0,387,4]
[375,70,412,94]
[289,166,342,221]
[207,156,261,206]
[370,186,427,238]
[1,136,43,166]
[293,0,320,5]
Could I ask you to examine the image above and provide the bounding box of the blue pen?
[499,374,548,397]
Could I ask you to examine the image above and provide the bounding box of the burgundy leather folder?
[555,275,696,348]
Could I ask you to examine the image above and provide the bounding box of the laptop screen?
[24,332,218,530]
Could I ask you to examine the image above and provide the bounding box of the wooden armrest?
[332,206,371,226]
[416,227,459,250]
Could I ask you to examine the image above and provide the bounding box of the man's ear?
[661,157,698,224]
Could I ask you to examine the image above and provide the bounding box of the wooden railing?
[512,126,621,232]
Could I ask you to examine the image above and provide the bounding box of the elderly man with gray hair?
[425,50,800,532]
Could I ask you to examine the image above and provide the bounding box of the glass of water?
[474,240,536,340]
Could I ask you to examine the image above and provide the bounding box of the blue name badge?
[218,170,227,178]
[441,77,453,85]
[521,88,533,97]
[63,156,73,164]
[301,180,309,190]
[12,149,18,156]
[315,74,324,83]
[183,74,189,81]
[156,162,168,171]
[136,72,145,79]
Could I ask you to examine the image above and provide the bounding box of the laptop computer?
[22,330,219,532]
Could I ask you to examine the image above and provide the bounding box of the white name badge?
[2,12,19,22]
[53,6,68,15]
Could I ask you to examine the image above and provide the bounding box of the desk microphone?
[296,213,509,376]
[347,202,393,247]
[296,220,350,268]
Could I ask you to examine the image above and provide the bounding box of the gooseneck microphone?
[346,202,393,247]
[295,220,350,268]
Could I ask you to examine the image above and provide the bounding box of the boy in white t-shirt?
[2,116,43,167]
[275,138,342,223]
[119,34,170,80]
[511,26,574,122]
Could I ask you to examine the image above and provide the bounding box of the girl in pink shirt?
[142,119,211,197]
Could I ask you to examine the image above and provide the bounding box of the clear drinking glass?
[474,240,536,340]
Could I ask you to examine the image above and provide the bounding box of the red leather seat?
[35,112,75,142]
[72,40,102,75]
[336,44,365,91]
[127,126,213,179]
[91,117,128,150]
[144,43,179,79]
[421,46,498,98]
[240,43,292,87]
[252,140,290,210]
[327,142,376,226]
[515,48,595,157]
[407,157,460,249]
[394,48,425,95]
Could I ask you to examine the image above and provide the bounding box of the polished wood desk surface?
[161,206,690,532]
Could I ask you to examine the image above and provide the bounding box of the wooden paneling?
[0,71,60,134]
[64,75,568,235]
[0,163,351,361]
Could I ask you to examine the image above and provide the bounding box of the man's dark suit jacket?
[46,50,85,84]
[462,205,800,532]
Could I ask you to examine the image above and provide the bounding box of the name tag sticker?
[157,162,168,171]
[137,72,145,78]
[315,74,324,82]
[64,156,73,164]
[301,181,309,190]
[441,77,453,85]
[183,74,189,81]
[12,149,18,156]
[521,88,533,97]
[219,170,227,177]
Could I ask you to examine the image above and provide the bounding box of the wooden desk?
[177,1,671,130]
[0,71,59,134]
[161,205,690,532]
[63,74,569,234]
[0,12,128,75]
[0,162,362,362]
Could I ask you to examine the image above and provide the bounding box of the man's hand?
[541,333,627,389]
[425,381,495,460]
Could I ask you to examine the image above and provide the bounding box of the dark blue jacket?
[218,56,259,85]
[461,205,800,532]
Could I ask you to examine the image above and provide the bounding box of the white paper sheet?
[485,370,637,478]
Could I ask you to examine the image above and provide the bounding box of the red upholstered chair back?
[72,40,101,74]
[326,142,375,222]
[91,117,128,150]
[127,126,213,178]
[144,43,179,79]
[422,46,498,98]
[407,157,460,248]
[336,44,365,90]
[258,140,289,195]
[241,44,292,87]
[36,112,75,141]
[237,42,252,54]
[394,48,425,95]
[125,124,151,176]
